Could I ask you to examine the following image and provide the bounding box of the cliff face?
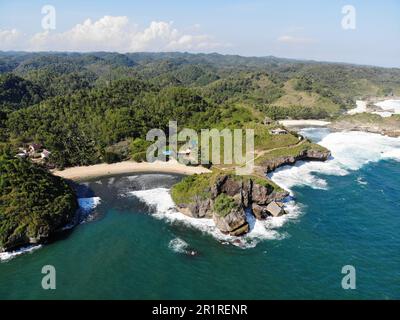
[259,149,331,173]
[174,174,289,236]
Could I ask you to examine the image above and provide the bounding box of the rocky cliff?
[258,148,331,173]
[0,155,78,253]
[172,173,289,236]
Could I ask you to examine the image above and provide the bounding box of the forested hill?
[1,51,399,168]
[0,147,77,252]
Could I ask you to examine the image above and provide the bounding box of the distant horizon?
[1,1,399,68]
[1,49,399,70]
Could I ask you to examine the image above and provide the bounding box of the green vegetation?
[213,193,237,217]
[171,173,212,204]
[232,174,283,192]
[171,170,281,206]
[1,51,397,249]
[1,52,399,169]
[255,140,328,164]
[0,73,44,112]
[331,113,400,135]
[131,151,147,163]
[334,112,385,124]
[0,150,77,251]
[259,104,330,120]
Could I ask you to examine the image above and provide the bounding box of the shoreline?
[347,98,400,118]
[52,159,211,181]
[278,119,331,127]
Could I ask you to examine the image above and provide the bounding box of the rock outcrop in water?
[258,149,331,173]
[172,172,289,236]
[0,154,78,253]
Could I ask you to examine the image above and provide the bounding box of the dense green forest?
[1,51,399,250]
[1,51,399,168]
[0,147,77,251]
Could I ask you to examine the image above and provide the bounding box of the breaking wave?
[0,245,42,262]
[270,130,400,192]
[375,99,400,114]
[168,238,189,254]
[1,196,102,262]
[128,188,300,249]
[78,197,101,212]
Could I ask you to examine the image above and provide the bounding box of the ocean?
[0,128,399,299]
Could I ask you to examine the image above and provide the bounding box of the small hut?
[269,128,287,135]
[263,117,274,126]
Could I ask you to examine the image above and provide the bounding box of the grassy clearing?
[170,169,282,205]
[213,193,237,217]
[255,140,328,164]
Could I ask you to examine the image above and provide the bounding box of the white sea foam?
[0,245,42,262]
[168,238,189,253]
[348,99,400,117]
[372,111,393,118]
[270,130,400,192]
[1,197,101,262]
[382,148,400,161]
[78,197,101,212]
[347,100,367,115]
[128,188,300,248]
[375,99,400,114]
[356,177,368,186]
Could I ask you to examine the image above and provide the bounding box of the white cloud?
[0,29,22,50]
[277,35,315,44]
[0,16,223,52]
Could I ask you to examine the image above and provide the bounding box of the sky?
[0,0,399,67]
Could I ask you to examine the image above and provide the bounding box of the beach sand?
[52,159,211,181]
[279,119,331,127]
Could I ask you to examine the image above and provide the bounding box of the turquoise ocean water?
[0,128,399,299]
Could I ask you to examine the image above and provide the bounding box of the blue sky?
[0,0,399,67]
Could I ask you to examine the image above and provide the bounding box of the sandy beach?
[279,119,331,127]
[52,159,211,181]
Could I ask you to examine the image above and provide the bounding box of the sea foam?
[270,130,400,192]
[375,99,400,114]
[128,188,300,248]
[168,238,189,254]
[78,197,101,212]
[1,197,102,262]
[0,245,42,262]
[347,100,367,115]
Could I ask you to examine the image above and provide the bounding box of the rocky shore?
[256,149,331,173]
[330,113,400,138]
[172,173,290,236]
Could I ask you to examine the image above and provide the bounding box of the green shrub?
[213,193,236,217]
[260,105,330,120]
[132,151,147,162]
[171,173,211,204]
[103,151,121,164]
